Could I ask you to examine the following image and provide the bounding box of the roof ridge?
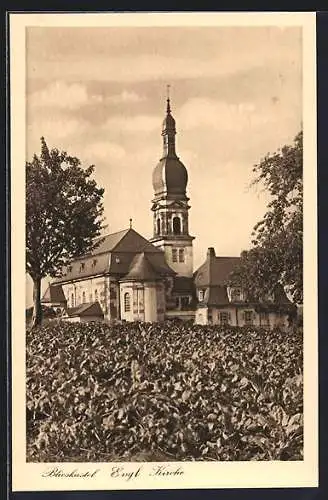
[110,227,134,252]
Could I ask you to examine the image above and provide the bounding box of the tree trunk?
[32,277,42,328]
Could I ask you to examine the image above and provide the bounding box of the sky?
[25,25,302,306]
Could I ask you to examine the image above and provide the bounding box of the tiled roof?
[122,252,175,281]
[66,302,104,318]
[207,286,230,305]
[172,276,195,294]
[41,284,67,304]
[53,228,163,284]
[122,253,161,281]
[195,254,240,287]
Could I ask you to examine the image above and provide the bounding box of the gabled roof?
[66,302,104,318]
[122,253,161,281]
[41,284,67,304]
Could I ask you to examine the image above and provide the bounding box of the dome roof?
[152,156,188,196]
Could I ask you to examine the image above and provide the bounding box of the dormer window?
[230,287,242,302]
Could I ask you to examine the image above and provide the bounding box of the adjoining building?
[194,247,294,329]
[42,96,295,328]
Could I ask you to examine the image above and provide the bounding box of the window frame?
[172,248,178,262]
[219,311,230,325]
[124,292,131,312]
[244,310,254,325]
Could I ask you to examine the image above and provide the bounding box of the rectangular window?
[172,248,178,262]
[124,292,131,312]
[178,248,185,263]
[181,296,190,308]
[80,263,85,272]
[219,312,230,325]
[198,289,205,301]
[244,310,254,325]
[230,288,242,302]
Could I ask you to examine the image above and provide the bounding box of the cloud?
[29,81,103,110]
[27,26,301,84]
[107,90,145,104]
[178,98,268,133]
[83,141,127,163]
[27,115,89,159]
[102,114,159,134]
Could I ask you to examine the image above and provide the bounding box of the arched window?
[95,289,98,302]
[173,216,181,235]
[71,293,74,308]
[157,218,161,235]
[124,292,131,312]
[82,291,86,303]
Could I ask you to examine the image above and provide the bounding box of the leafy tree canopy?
[26,137,105,326]
[229,131,303,304]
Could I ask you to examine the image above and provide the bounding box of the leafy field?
[26,321,303,462]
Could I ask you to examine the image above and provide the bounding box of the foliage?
[26,321,303,462]
[229,131,303,304]
[26,137,105,326]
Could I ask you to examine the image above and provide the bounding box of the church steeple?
[150,90,194,278]
[162,87,177,159]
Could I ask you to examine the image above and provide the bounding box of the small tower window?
[179,248,185,263]
[172,248,178,262]
[95,289,98,302]
[173,216,181,235]
[124,292,131,312]
[71,293,74,308]
[157,218,161,235]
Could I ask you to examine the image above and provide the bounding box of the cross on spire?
[129,218,132,229]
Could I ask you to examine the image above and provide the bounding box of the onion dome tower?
[150,90,194,277]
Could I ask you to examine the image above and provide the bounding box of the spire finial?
[166,84,171,114]
[129,218,132,229]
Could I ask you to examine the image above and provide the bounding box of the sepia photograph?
[10,12,317,491]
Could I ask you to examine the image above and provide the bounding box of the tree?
[229,131,303,304]
[26,137,105,328]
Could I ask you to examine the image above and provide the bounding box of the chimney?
[207,247,216,258]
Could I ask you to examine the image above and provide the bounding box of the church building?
[44,95,294,328]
